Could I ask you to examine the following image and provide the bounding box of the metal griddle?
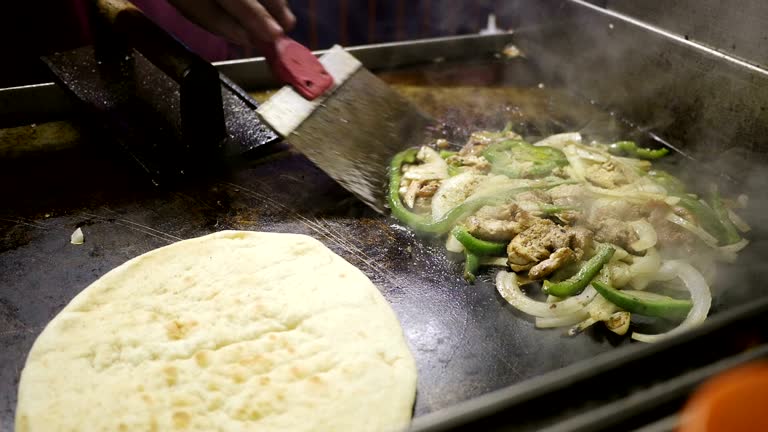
[3,1,768,431]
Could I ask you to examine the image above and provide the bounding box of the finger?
[261,0,296,31]
[167,0,252,46]
[216,0,284,43]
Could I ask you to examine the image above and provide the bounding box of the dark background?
[0,0,502,88]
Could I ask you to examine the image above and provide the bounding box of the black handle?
[90,0,226,148]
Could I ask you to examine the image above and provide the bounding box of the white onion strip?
[629,220,658,251]
[495,271,597,318]
[727,209,751,233]
[563,145,587,181]
[536,311,590,328]
[719,238,749,254]
[479,256,509,267]
[533,132,581,149]
[585,184,672,204]
[445,235,465,253]
[665,213,719,248]
[631,261,711,343]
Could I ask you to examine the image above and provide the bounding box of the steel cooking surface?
[2,60,768,431]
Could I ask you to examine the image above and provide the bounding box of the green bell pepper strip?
[608,141,669,160]
[543,245,615,297]
[451,226,508,256]
[592,281,692,321]
[388,148,563,235]
[709,190,741,245]
[482,139,568,178]
[675,195,734,245]
[440,150,458,159]
[463,251,480,283]
[648,169,686,194]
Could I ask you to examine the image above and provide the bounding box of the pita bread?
[16,231,416,432]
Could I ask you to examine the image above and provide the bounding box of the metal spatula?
[257,46,436,213]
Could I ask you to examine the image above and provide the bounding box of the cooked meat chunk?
[548,184,587,207]
[528,247,575,280]
[591,217,638,249]
[515,190,552,213]
[585,161,630,188]
[465,204,536,242]
[416,180,441,198]
[459,130,522,156]
[507,219,594,274]
[646,201,695,252]
[569,226,593,260]
[446,155,492,174]
[589,198,643,222]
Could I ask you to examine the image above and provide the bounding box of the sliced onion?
[70,227,84,245]
[536,311,589,328]
[402,146,449,181]
[445,235,465,253]
[574,147,608,162]
[631,261,711,342]
[605,311,631,335]
[563,145,587,181]
[629,219,658,251]
[495,271,597,318]
[431,171,482,220]
[665,213,719,248]
[586,184,670,204]
[608,244,630,262]
[628,247,662,290]
[727,209,751,233]
[533,132,581,149]
[479,256,509,267]
[719,238,749,254]
[653,260,685,285]
[717,238,749,263]
[403,180,421,208]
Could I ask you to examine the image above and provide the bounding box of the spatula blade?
[257,46,435,213]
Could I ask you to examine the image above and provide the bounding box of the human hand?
[166,0,296,45]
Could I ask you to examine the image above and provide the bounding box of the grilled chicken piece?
[549,184,586,207]
[507,219,594,275]
[528,247,575,279]
[585,161,630,188]
[458,130,522,156]
[416,180,441,198]
[465,204,536,242]
[445,154,492,174]
[515,190,552,213]
[591,217,638,249]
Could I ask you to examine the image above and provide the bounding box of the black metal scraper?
[42,0,278,185]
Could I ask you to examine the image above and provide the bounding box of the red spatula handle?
[257,36,334,100]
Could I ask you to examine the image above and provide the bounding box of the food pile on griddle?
[388,126,750,342]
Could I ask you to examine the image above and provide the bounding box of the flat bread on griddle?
[15,231,417,432]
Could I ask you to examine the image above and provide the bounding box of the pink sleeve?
[130,0,233,61]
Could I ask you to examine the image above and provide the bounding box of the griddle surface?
[2,62,767,430]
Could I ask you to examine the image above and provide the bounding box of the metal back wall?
[514,0,768,173]
[608,0,768,68]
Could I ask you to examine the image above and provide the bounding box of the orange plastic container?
[678,361,768,432]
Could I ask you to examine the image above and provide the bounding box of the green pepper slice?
[388,148,556,234]
[676,195,737,245]
[592,281,692,321]
[544,245,615,297]
[463,251,480,283]
[709,190,741,245]
[451,226,508,256]
[648,169,687,194]
[482,139,567,178]
[608,141,669,160]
